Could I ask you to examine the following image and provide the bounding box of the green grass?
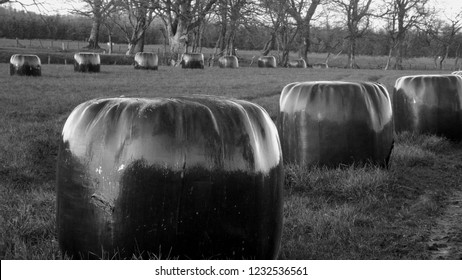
[0,64,461,259]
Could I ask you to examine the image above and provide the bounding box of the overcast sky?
[7,0,462,20]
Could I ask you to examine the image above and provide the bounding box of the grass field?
[1,64,461,259]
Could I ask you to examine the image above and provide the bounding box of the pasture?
[1,64,461,259]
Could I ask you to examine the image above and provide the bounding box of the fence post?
[48,56,51,64]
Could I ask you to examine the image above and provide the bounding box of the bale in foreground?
[9,54,41,76]
[393,74,462,141]
[258,56,277,68]
[181,53,204,69]
[57,96,283,259]
[134,52,158,70]
[218,55,239,68]
[74,52,101,73]
[278,81,394,167]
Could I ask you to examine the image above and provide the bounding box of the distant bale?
[134,52,158,70]
[74,52,101,73]
[278,81,394,167]
[287,59,307,68]
[312,63,328,69]
[218,55,239,68]
[258,56,277,68]
[452,71,462,76]
[181,53,204,69]
[393,74,462,141]
[10,54,41,76]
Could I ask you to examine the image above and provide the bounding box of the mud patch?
[427,189,462,259]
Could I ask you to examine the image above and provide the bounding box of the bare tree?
[382,0,429,70]
[215,0,255,56]
[157,0,218,65]
[258,0,301,66]
[72,0,117,49]
[331,0,373,68]
[426,11,462,70]
[286,0,321,64]
[110,0,157,55]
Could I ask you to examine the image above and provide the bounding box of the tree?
[383,0,429,70]
[157,0,218,65]
[215,0,255,56]
[110,0,157,55]
[426,11,462,69]
[286,0,321,64]
[72,0,117,49]
[331,0,373,68]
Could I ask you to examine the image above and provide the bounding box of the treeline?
[1,3,462,68]
[0,6,165,44]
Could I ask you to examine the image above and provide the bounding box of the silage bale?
[257,56,277,68]
[74,52,101,73]
[9,54,42,76]
[287,59,307,68]
[134,52,158,70]
[218,55,239,68]
[181,53,204,69]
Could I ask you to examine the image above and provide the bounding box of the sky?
[5,0,462,19]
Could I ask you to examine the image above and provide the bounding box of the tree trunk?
[108,32,113,54]
[87,16,101,49]
[385,47,393,70]
[300,25,311,64]
[134,31,145,53]
[168,23,188,65]
[394,37,404,70]
[348,36,359,69]
[455,43,461,70]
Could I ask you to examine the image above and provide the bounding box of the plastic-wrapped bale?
[9,54,41,76]
[257,56,277,68]
[218,55,239,68]
[278,81,394,167]
[393,74,462,141]
[312,63,328,69]
[287,59,307,68]
[74,52,101,73]
[57,96,283,260]
[181,53,204,69]
[134,52,158,70]
[452,71,462,76]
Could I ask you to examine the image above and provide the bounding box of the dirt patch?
[426,147,462,259]
[427,189,462,259]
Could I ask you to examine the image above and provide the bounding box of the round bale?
[57,96,283,260]
[74,52,101,73]
[181,53,204,69]
[134,52,158,70]
[9,54,41,76]
[287,59,307,68]
[312,63,328,69]
[393,74,462,141]
[218,55,239,68]
[278,81,394,167]
[257,56,277,68]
